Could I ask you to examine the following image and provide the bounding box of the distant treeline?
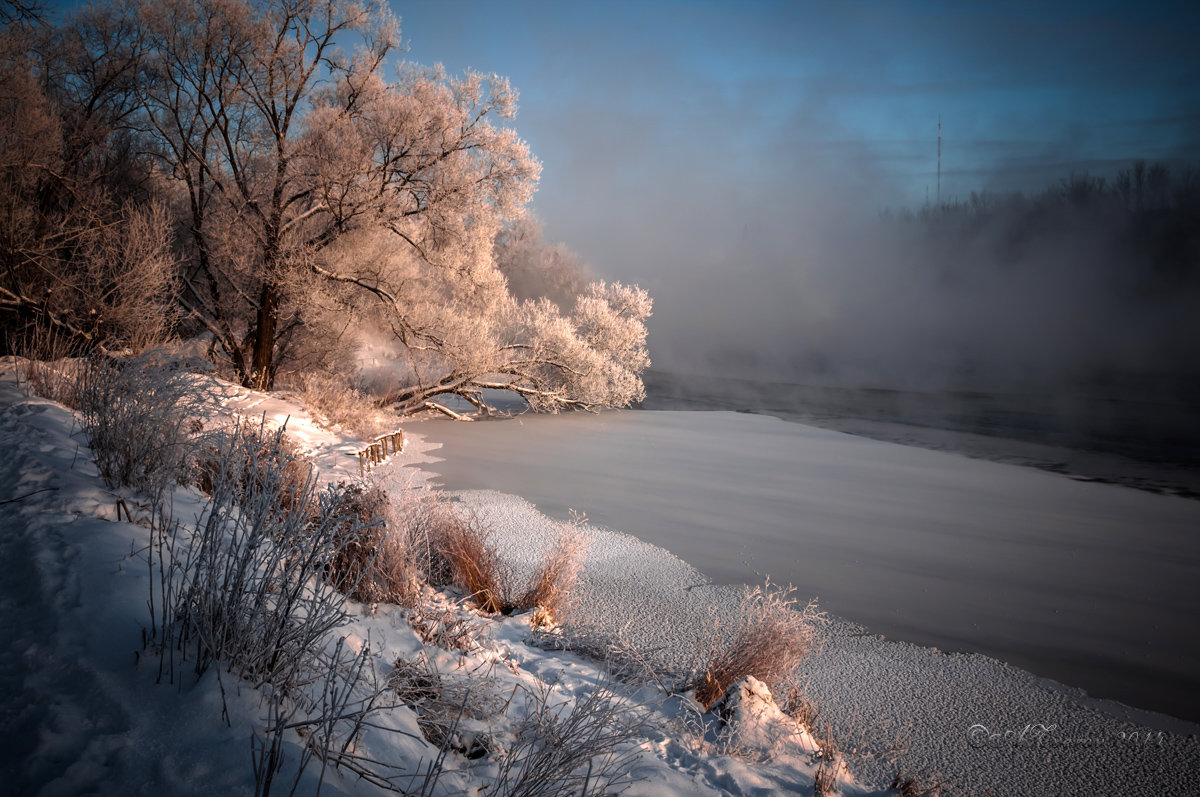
[694,160,1200,396]
[896,161,1199,296]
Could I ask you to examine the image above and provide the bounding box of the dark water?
[642,370,1200,498]
[415,406,1200,723]
[642,370,1200,466]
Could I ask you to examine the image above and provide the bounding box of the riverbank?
[402,416,1200,795]
[411,410,1200,723]
[4,354,1195,795]
[0,363,874,797]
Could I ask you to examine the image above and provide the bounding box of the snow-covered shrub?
[152,425,428,794]
[148,419,364,691]
[490,679,648,797]
[407,604,486,652]
[693,582,823,710]
[75,352,208,492]
[280,371,392,440]
[390,655,508,755]
[196,421,312,521]
[326,482,422,607]
[251,637,382,797]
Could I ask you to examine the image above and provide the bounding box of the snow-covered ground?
[0,360,873,796]
[5,357,1199,795]
[413,411,1200,795]
[415,410,1200,723]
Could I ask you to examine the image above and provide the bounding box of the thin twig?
[0,486,59,505]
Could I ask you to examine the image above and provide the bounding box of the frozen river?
[413,409,1200,723]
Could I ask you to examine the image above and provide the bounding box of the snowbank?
[0,361,870,797]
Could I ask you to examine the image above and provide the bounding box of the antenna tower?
[937,114,942,205]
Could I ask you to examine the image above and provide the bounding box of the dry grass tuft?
[8,326,86,406]
[520,530,588,628]
[322,488,591,628]
[814,760,839,796]
[812,722,842,796]
[147,417,352,695]
[780,684,820,729]
[814,721,839,763]
[22,357,84,407]
[424,504,590,621]
[694,581,823,710]
[426,508,510,613]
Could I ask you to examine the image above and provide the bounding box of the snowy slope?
[0,361,872,797]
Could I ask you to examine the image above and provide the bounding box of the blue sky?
[395,0,1200,211]
[392,1,1199,372]
[42,1,1200,271]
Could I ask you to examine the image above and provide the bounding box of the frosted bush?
[694,582,823,710]
[282,371,391,440]
[75,352,209,492]
[148,420,364,690]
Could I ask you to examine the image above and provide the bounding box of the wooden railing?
[357,430,405,476]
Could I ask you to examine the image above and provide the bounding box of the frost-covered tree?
[133,0,650,412]
[0,4,178,353]
[494,215,592,311]
[3,0,653,412]
[136,0,539,390]
[374,279,652,416]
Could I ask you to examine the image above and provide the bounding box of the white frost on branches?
[2,0,654,415]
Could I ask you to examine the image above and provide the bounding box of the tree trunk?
[250,281,278,391]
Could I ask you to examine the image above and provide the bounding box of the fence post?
[354,430,405,476]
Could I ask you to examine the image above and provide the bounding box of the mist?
[642,170,1200,395]
[399,1,1200,451]
[400,2,1200,402]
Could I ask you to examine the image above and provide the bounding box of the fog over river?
[413,409,1200,723]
